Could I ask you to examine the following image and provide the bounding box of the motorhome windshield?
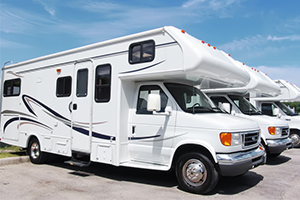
[165,83,219,114]
[275,101,298,116]
[228,95,261,115]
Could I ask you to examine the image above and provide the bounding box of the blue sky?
[1,0,300,86]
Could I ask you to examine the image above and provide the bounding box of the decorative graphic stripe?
[120,60,165,74]
[129,135,161,140]
[22,95,70,122]
[4,117,52,132]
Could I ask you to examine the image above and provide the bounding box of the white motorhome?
[0,26,265,194]
[251,79,300,147]
[203,54,292,157]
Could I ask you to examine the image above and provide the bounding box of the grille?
[243,131,260,147]
[281,128,289,137]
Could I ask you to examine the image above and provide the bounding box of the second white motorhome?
[0,26,265,194]
[203,54,292,157]
[251,79,300,147]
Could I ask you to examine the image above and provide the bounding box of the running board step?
[64,159,91,167]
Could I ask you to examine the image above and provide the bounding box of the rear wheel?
[290,131,300,148]
[28,137,47,164]
[175,152,219,194]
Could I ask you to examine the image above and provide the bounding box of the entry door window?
[76,69,88,97]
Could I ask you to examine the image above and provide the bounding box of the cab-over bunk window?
[129,40,155,64]
[3,78,21,97]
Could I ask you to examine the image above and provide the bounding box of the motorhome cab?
[0,26,265,194]
[203,55,292,157]
[251,79,300,147]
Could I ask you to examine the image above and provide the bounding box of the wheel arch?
[170,142,218,170]
[26,133,43,150]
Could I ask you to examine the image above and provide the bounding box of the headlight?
[268,127,281,135]
[220,132,241,146]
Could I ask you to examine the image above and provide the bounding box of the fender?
[168,139,218,168]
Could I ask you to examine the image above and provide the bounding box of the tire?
[289,131,300,148]
[175,152,219,194]
[28,137,47,164]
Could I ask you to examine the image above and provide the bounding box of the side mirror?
[273,108,279,116]
[220,102,231,114]
[273,108,282,118]
[147,93,161,112]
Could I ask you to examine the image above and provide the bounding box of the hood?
[241,114,289,127]
[176,112,260,132]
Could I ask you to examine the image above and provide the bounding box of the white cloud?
[256,65,300,87]
[32,0,56,16]
[182,0,206,8]
[267,35,300,41]
[219,35,265,51]
[0,38,30,49]
[0,4,55,34]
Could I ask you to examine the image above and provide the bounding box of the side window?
[76,69,88,97]
[95,64,111,102]
[3,78,21,97]
[261,103,274,116]
[136,85,168,114]
[56,76,72,97]
[129,40,155,64]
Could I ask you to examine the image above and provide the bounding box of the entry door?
[129,84,176,165]
[70,60,94,153]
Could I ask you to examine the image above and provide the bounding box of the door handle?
[69,102,72,113]
[73,103,77,110]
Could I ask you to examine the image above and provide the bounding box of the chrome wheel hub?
[31,143,39,159]
[290,134,300,147]
[183,159,207,186]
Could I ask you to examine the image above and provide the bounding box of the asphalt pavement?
[0,149,299,200]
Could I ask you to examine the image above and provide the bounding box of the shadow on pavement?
[48,156,264,196]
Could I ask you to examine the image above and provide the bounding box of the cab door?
[129,84,176,165]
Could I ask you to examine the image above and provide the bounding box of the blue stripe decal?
[129,135,161,140]
[120,60,165,74]
[4,117,52,132]
[22,95,70,122]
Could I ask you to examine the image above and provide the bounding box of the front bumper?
[217,147,266,176]
[266,137,293,154]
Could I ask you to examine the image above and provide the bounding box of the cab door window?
[136,85,168,114]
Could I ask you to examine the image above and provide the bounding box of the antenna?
[3,61,13,68]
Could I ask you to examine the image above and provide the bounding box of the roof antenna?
[3,61,13,67]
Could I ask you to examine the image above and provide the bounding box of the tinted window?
[129,40,155,64]
[95,64,111,102]
[3,78,21,97]
[76,69,88,97]
[56,76,72,97]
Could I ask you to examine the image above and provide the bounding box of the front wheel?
[175,152,219,194]
[28,137,47,164]
[290,131,300,148]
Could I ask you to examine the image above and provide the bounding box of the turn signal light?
[268,127,275,135]
[220,133,231,146]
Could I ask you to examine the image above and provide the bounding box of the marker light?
[268,127,280,135]
[56,69,61,73]
[208,44,211,47]
[213,47,216,50]
[181,29,186,34]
